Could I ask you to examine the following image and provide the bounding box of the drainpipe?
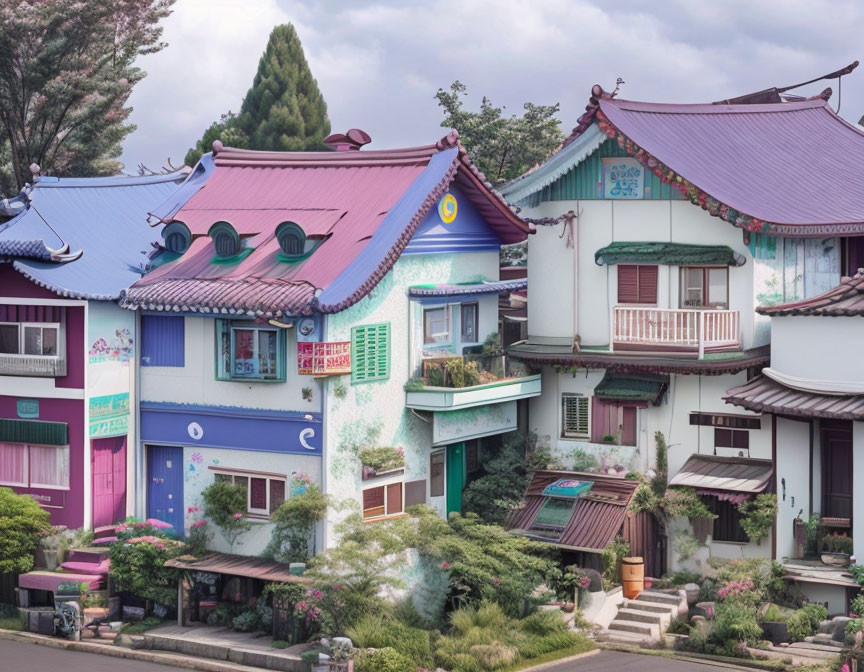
[568,209,579,351]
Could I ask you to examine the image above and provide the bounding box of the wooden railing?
[612,307,741,358]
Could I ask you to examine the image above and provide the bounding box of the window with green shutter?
[351,323,391,384]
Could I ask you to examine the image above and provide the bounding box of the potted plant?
[358,446,405,479]
[821,533,853,567]
[759,603,789,645]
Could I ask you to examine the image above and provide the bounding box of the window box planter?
[821,552,851,567]
[361,465,405,481]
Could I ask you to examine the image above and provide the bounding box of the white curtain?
[29,444,70,489]
[0,442,27,486]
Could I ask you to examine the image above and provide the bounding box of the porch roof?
[506,469,639,552]
[164,552,311,584]
[724,374,864,421]
[594,242,746,267]
[594,373,668,405]
[668,454,773,493]
[407,278,527,298]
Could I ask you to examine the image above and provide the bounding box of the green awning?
[594,374,668,405]
[0,418,68,445]
[594,242,746,267]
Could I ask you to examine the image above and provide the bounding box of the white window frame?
[229,324,280,380]
[211,468,287,518]
[0,442,70,490]
[0,321,61,358]
[561,393,590,439]
[362,481,405,521]
[423,306,451,346]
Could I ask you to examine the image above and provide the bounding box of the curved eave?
[593,108,864,238]
[724,375,864,421]
[10,261,116,301]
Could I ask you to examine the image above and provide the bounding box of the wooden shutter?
[621,406,637,446]
[617,265,657,304]
[590,397,617,443]
[386,482,403,515]
[562,394,589,438]
[351,323,391,384]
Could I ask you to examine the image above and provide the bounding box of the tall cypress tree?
[238,24,330,152]
[184,24,329,165]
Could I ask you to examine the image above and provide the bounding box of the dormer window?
[163,221,191,255]
[276,222,306,257]
[209,221,240,259]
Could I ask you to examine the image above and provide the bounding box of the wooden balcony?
[612,307,741,358]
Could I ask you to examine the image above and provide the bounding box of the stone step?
[67,548,110,563]
[608,619,659,638]
[790,641,848,653]
[635,590,680,606]
[598,629,652,645]
[615,607,668,627]
[808,635,845,648]
[623,599,676,614]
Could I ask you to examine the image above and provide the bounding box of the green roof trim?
[210,247,254,266]
[0,418,68,445]
[594,373,668,405]
[594,242,747,267]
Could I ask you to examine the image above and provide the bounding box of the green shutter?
[351,322,390,384]
[0,418,68,445]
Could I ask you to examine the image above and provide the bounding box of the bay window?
[216,320,286,381]
[0,442,69,489]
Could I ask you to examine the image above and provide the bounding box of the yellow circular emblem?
[438,193,458,224]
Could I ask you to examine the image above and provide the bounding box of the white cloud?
[120,0,864,171]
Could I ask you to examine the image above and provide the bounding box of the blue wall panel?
[140,315,185,367]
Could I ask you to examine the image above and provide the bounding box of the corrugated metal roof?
[669,454,773,493]
[507,469,638,551]
[165,551,310,583]
[758,269,864,316]
[124,135,531,317]
[724,374,864,421]
[408,278,527,297]
[0,172,187,299]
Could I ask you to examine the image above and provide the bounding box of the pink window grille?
[0,442,28,486]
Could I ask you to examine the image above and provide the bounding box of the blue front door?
[146,445,184,536]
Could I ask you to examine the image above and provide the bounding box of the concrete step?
[598,629,653,645]
[807,635,845,648]
[635,590,680,606]
[790,641,847,653]
[608,619,659,638]
[615,607,668,627]
[623,599,676,615]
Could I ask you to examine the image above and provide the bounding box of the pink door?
[92,437,127,528]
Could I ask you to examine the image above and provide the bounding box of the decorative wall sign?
[187,422,204,440]
[89,392,130,438]
[438,193,458,224]
[602,157,644,199]
[16,399,39,419]
[297,341,351,376]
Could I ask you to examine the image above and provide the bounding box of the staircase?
[601,590,681,644]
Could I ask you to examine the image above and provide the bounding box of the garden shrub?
[518,631,582,658]
[711,601,762,647]
[0,603,26,631]
[201,481,252,551]
[601,536,630,583]
[354,647,415,672]
[346,614,433,668]
[109,534,184,606]
[738,494,777,544]
[467,641,518,668]
[231,600,272,633]
[0,487,51,573]
[263,484,328,563]
[787,603,827,641]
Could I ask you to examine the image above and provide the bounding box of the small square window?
[561,394,589,438]
[0,324,18,354]
[532,498,575,530]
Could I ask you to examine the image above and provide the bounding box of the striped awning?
[594,242,746,267]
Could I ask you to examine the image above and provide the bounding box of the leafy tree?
[185,24,330,165]
[201,481,252,551]
[0,0,175,195]
[435,81,562,183]
[0,487,51,573]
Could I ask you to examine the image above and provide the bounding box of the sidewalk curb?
[514,648,601,671]
[597,642,794,671]
[0,629,270,672]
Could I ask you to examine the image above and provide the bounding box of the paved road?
[0,639,185,671]
[539,650,744,672]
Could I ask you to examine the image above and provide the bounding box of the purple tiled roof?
[724,375,864,421]
[124,133,531,317]
[758,269,864,316]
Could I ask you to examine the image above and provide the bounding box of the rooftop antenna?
[611,77,625,98]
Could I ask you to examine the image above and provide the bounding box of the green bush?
[712,601,762,645]
[738,494,777,544]
[347,614,433,668]
[787,604,827,642]
[201,481,252,551]
[357,447,405,472]
[0,603,25,631]
[108,535,185,606]
[354,647,415,672]
[518,631,582,658]
[263,484,328,563]
[0,487,51,573]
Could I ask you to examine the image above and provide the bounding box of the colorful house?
[501,82,864,574]
[0,171,186,530]
[726,272,864,613]
[121,131,534,553]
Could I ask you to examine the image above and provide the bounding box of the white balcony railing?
[612,306,741,358]
[0,354,67,377]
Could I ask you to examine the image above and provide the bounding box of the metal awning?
[594,242,747,267]
[594,373,668,406]
[669,454,773,493]
[408,278,527,298]
[0,418,67,445]
[164,552,311,584]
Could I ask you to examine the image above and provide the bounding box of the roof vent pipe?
[323,128,371,151]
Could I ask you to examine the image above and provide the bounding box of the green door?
[446,442,466,517]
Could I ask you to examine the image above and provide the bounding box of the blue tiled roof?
[0,172,187,299]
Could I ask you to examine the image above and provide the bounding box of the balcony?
[612,306,741,358]
[405,354,541,411]
[0,354,67,377]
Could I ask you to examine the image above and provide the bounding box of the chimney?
[323,128,371,152]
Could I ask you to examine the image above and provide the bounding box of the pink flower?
[440,561,451,571]
[579,576,591,589]
[842,664,851,672]
[187,506,200,514]
[233,513,244,519]
[192,520,207,528]
[492,578,502,586]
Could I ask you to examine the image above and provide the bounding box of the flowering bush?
[717,579,755,599]
[109,533,185,606]
[201,481,252,551]
[186,506,211,557]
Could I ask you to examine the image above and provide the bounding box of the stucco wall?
[775,416,811,562]
[771,316,864,389]
[322,251,500,547]
[140,316,318,412]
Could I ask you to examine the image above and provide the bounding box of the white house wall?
[775,416,811,562]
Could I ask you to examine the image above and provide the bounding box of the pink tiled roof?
[757,269,864,316]
[124,133,530,317]
[724,375,864,421]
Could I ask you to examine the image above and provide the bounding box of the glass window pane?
[708,268,728,307]
[532,498,575,529]
[258,330,277,377]
[29,445,69,489]
[424,308,449,344]
[41,327,57,356]
[460,304,478,342]
[234,476,249,508]
[23,326,42,355]
[430,452,445,497]
[232,329,255,377]
[681,268,704,307]
[0,325,18,354]
[269,480,286,514]
[250,477,267,511]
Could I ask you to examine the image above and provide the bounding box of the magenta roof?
[124,133,530,317]
[758,269,864,316]
[556,85,864,237]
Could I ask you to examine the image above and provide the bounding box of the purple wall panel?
[55,306,84,389]
[0,264,59,299]
[0,395,85,528]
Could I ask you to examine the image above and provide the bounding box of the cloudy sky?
[120,0,864,171]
